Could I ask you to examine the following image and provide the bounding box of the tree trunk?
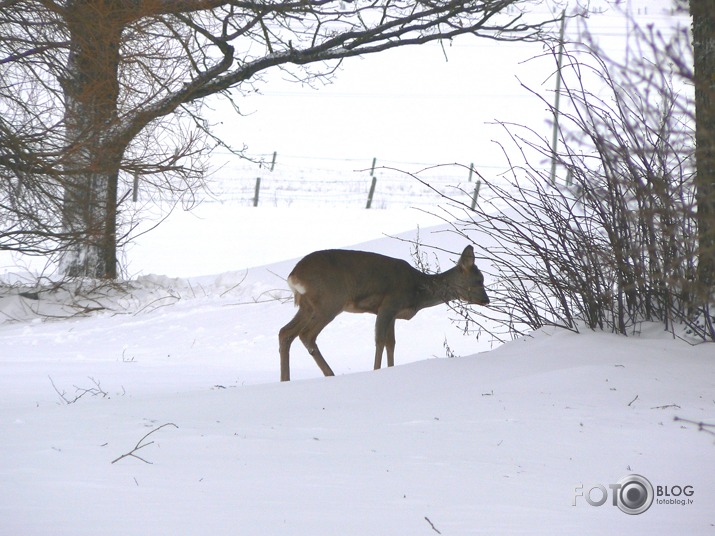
[60,1,125,279]
[60,168,120,279]
[691,0,715,303]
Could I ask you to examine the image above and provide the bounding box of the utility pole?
[549,10,567,186]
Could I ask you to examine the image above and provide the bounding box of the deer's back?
[288,249,423,313]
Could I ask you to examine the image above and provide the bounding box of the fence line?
[204,155,491,209]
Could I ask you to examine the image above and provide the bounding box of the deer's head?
[451,245,489,306]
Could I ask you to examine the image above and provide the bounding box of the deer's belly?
[344,297,380,314]
[344,298,417,320]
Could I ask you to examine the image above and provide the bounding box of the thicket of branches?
[432,19,714,341]
[0,0,557,280]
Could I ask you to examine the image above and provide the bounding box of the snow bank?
[1,323,712,535]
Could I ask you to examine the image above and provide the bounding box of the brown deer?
[279,245,489,381]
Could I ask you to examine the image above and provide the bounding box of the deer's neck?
[415,268,459,311]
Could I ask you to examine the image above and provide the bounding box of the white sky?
[205,0,688,180]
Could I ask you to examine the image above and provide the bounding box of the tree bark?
[59,1,125,279]
[691,0,715,303]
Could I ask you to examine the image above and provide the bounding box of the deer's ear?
[458,245,475,270]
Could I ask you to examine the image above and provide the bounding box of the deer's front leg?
[374,311,396,370]
[386,318,396,367]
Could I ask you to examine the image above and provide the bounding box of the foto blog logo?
[574,474,654,515]
[573,474,694,515]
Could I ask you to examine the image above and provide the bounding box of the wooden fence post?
[132,173,139,202]
[254,151,277,207]
[253,177,261,207]
[471,180,481,210]
[366,157,377,209]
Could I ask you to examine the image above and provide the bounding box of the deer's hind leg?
[298,306,340,378]
[279,305,312,382]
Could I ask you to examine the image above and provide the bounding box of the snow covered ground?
[0,2,709,533]
[1,207,713,535]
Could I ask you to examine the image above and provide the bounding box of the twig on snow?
[424,516,442,534]
[674,417,715,438]
[111,423,179,464]
[49,375,109,404]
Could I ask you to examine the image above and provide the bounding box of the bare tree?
[411,7,714,341]
[690,0,715,305]
[0,0,557,279]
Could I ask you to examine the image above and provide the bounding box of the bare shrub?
[409,21,713,342]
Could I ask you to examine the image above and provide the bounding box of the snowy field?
[1,206,714,535]
[1,1,711,534]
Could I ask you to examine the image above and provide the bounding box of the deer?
[278,245,489,381]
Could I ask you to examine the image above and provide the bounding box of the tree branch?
[111,423,179,464]
[112,0,557,152]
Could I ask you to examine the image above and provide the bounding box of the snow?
[0,2,710,534]
[1,206,714,535]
